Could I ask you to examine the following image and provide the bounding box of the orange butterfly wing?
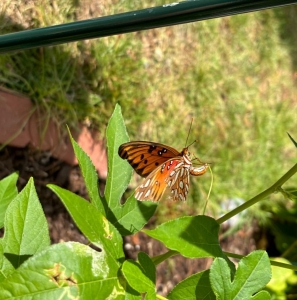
[119,141,209,202]
[135,158,190,202]
[118,141,181,177]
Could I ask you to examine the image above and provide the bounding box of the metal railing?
[0,0,296,53]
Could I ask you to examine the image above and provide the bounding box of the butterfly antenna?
[185,118,194,147]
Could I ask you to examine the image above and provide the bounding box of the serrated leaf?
[0,173,18,228]
[167,270,215,300]
[143,216,223,258]
[0,178,50,278]
[104,104,133,210]
[0,242,125,299]
[122,254,156,296]
[68,126,106,215]
[210,258,232,299]
[210,251,272,300]
[103,104,157,235]
[48,184,124,271]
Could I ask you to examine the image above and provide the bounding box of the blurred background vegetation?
[0,1,297,294]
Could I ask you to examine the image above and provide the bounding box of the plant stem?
[217,163,297,224]
[151,250,179,266]
[203,165,214,215]
[156,294,168,300]
[281,239,297,259]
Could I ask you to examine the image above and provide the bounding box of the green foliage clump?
[0,105,296,298]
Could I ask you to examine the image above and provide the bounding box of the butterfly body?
[118,141,208,202]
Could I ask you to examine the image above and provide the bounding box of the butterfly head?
[181,147,189,156]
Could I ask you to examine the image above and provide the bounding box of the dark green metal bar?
[0,0,296,53]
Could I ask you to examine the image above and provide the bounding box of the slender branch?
[156,294,168,300]
[217,163,297,224]
[203,165,213,215]
[223,251,243,260]
[151,250,179,266]
[281,240,297,259]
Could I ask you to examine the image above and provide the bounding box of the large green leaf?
[0,242,11,282]
[0,242,125,299]
[0,173,18,228]
[104,104,157,235]
[48,184,124,271]
[0,178,50,278]
[68,126,106,215]
[143,215,223,258]
[104,104,132,210]
[210,251,271,300]
[122,252,156,299]
[167,270,215,300]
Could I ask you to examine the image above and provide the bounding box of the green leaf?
[48,184,124,271]
[112,198,157,236]
[210,250,272,300]
[167,270,216,299]
[251,291,271,300]
[0,173,18,228]
[122,252,156,297]
[123,282,142,300]
[143,216,223,258]
[138,252,156,285]
[67,126,106,215]
[103,104,157,235]
[287,132,297,148]
[210,258,232,299]
[0,242,125,299]
[0,242,11,282]
[104,103,133,211]
[0,178,50,278]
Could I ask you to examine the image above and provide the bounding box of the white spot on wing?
[144,179,151,188]
[144,189,151,198]
[180,167,184,177]
[176,162,184,169]
[171,170,180,185]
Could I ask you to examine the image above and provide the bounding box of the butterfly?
[118,141,208,202]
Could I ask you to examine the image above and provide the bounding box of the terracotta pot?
[0,87,107,178]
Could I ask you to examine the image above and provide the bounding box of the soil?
[0,145,259,295]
